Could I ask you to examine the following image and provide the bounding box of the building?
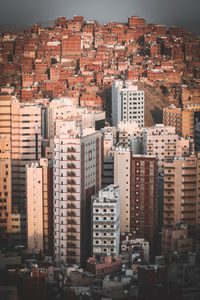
[48,98,105,138]
[26,158,53,255]
[114,147,131,233]
[163,104,200,139]
[92,185,120,257]
[130,155,157,247]
[53,128,103,266]
[112,80,144,127]
[118,121,143,148]
[103,156,114,187]
[142,124,190,173]
[163,154,200,237]
[0,94,21,248]
[86,255,122,276]
[162,223,192,256]
[114,149,158,247]
[11,100,44,212]
[103,126,118,156]
[120,233,149,263]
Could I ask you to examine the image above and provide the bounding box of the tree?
[160,85,169,96]
[51,58,57,65]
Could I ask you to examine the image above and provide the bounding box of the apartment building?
[118,121,143,148]
[114,147,131,232]
[130,155,157,247]
[163,104,200,139]
[92,185,120,257]
[48,98,105,138]
[53,128,103,266]
[163,154,200,237]
[11,100,43,212]
[0,94,21,247]
[112,80,144,127]
[142,124,190,173]
[26,158,53,255]
[162,223,192,255]
[114,148,158,246]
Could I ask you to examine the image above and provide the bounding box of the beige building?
[163,104,200,139]
[142,124,190,173]
[53,128,103,266]
[114,147,131,233]
[26,158,53,255]
[11,100,43,212]
[164,153,200,237]
[118,121,143,148]
[0,94,21,247]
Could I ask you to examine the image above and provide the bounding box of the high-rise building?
[114,147,131,233]
[11,100,43,212]
[26,158,53,255]
[92,185,120,257]
[163,154,200,237]
[142,124,190,173]
[163,104,200,139]
[112,80,144,127]
[130,155,157,247]
[0,94,21,247]
[114,148,158,247]
[53,128,103,266]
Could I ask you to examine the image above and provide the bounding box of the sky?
[0,0,200,35]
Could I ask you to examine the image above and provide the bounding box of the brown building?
[163,104,200,138]
[162,223,192,255]
[163,154,200,238]
[130,155,158,248]
[86,255,122,276]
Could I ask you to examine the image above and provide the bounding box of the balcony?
[67,179,76,185]
[67,203,76,209]
[67,211,76,217]
[67,250,76,256]
[67,171,76,177]
[67,155,76,161]
[67,235,76,240]
[67,163,76,169]
[67,242,76,248]
[67,227,76,232]
[67,147,76,152]
[67,219,76,225]
[67,195,76,201]
[67,187,76,193]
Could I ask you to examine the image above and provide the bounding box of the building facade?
[163,154,200,238]
[112,80,144,127]
[92,185,120,257]
[53,128,103,266]
[26,158,53,255]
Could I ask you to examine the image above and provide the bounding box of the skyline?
[0,0,200,35]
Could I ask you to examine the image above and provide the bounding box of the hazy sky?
[0,0,200,34]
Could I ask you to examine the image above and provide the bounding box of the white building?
[48,98,105,138]
[118,121,143,149]
[53,128,103,266]
[112,80,144,127]
[92,185,120,257]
